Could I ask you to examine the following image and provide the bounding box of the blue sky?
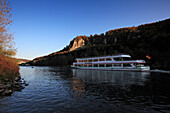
[10,0,170,60]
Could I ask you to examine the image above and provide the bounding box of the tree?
[0,0,18,80]
[0,0,16,56]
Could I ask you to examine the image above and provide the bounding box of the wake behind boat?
[71,55,150,71]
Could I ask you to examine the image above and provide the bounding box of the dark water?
[0,66,170,113]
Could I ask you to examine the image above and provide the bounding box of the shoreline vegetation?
[0,56,28,96]
[23,18,170,70]
[0,0,25,96]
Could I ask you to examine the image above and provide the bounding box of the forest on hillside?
[26,18,170,70]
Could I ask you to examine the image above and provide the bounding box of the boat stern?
[137,66,150,71]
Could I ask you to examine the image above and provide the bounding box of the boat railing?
[73,60,146,64]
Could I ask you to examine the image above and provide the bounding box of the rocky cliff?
[69,36,86,51]
[67,35,89,51]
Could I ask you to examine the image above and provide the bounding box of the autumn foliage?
[0,0,19,80]
[0,55,19,80]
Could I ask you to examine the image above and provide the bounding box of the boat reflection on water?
[71,69,151,102]
[72,69,150,86]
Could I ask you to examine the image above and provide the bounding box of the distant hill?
[27,18,170,70]
[16,58,31,65]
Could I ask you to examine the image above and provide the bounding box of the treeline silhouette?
[27,18,170,70]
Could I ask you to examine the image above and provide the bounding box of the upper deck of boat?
[76,55,131,61]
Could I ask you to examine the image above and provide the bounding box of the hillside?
[27,18,170,70]
[16,58,31,65]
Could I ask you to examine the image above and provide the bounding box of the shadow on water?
[0,66,170,113]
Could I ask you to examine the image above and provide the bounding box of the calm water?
[0,66,170,113]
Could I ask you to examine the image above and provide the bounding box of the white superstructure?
[71,55,150,71]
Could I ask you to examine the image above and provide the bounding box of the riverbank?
[0,76,28,96]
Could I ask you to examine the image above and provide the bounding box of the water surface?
[0,66,170,113]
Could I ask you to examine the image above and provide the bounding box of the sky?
[10,0,170,60]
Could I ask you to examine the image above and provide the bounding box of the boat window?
[84,60,88,62]
[123,63,131,67]
[114,58,124,61]
[106,58,111,61]
[88,64,92,67]
[94,64,98,67]
[114,58,118,61]
[78,60,82,62]
[99,64,105,67]
[123,57,130,60]
[106,64,112,67]
[94,59,98,62]
[99,59,105,61]
[89,60,92,62]
[113,64,121,67]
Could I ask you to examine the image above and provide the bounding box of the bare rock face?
[69,38,85,51]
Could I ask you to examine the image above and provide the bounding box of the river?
[0,66,170,113]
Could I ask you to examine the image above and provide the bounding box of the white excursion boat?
[71,55,150,71]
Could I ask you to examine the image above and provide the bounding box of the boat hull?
[71,66,150,72]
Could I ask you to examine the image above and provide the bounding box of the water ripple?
[0,66,170,113]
